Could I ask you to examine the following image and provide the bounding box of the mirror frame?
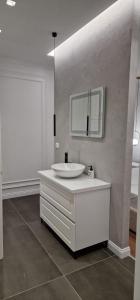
[70,86,106,138]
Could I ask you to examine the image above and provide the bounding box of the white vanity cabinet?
[38,170,111,252]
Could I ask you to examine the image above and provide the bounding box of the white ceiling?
[0,0,117,66]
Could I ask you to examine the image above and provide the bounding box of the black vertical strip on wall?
[53,114,56,136]
[86,89,90,136]
[86,115,89,136]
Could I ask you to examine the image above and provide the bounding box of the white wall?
[0,58,54,199]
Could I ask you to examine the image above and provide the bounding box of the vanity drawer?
[40,183,75,221]
[40,197,76,251]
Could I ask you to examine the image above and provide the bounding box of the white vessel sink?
[51,163,85,178]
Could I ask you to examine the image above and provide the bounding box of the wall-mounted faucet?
[65,152,68,163]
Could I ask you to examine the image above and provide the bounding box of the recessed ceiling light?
[6,0,16,7]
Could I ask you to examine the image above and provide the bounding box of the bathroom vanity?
[38,170,111,252]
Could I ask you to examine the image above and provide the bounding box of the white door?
[0,76,43,183]
[0,119,3,259]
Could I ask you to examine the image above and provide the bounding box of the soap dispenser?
[88,165,95,179]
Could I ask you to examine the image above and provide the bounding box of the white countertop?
[38,170,111,193]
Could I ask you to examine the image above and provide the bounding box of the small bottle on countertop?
[88,165,95,179]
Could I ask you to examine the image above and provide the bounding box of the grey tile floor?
[0,195,134,300]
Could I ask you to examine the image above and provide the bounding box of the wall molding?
[108,240,130,259]
[0,62,54,169]
[2,179,40,199]
[0,70,47,173]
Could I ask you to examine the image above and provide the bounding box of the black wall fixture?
[53,114,56,136]
[86,115,89,136]
[52,32,58,137]
[86,89,90,136]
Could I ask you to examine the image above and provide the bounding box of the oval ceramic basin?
[51,163,85,178]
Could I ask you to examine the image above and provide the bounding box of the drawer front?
[40,183,75,221]
[40,197,75,251]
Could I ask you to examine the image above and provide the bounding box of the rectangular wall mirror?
[70,87,106,138]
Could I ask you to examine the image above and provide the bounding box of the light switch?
[55,142,60,149]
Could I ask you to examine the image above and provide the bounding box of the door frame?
[134,169,140,299]
[0,118,3,259]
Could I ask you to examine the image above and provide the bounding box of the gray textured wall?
[55,0,133,248]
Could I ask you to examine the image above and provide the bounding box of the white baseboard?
[108,240,130,259]
[2,179,40,199]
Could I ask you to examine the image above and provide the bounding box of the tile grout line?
[9,200,83,299]
[9,201,113,300]
[63,276,82,300]
[102,248,115,257]
[8,200,63,274]
[25,225,114,278]
[9,201,123,300]
[8,201,123,275]
[64,252,134,279]
[3,276,66,300]
[103,247,134,277]
[113,258,134,277]
[8,200,116,276]
[9,199,134,297]
[64,255,115,277]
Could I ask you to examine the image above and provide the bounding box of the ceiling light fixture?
[6,0,16,7]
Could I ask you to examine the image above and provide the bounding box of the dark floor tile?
[67,257,134,300]
[116,256,135,275]
[0,225,61,299]
[3,200,24,229]
[11,195,40,223]
[103,247,115,257]
[8,277,80,300]
[29,220,111,274]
